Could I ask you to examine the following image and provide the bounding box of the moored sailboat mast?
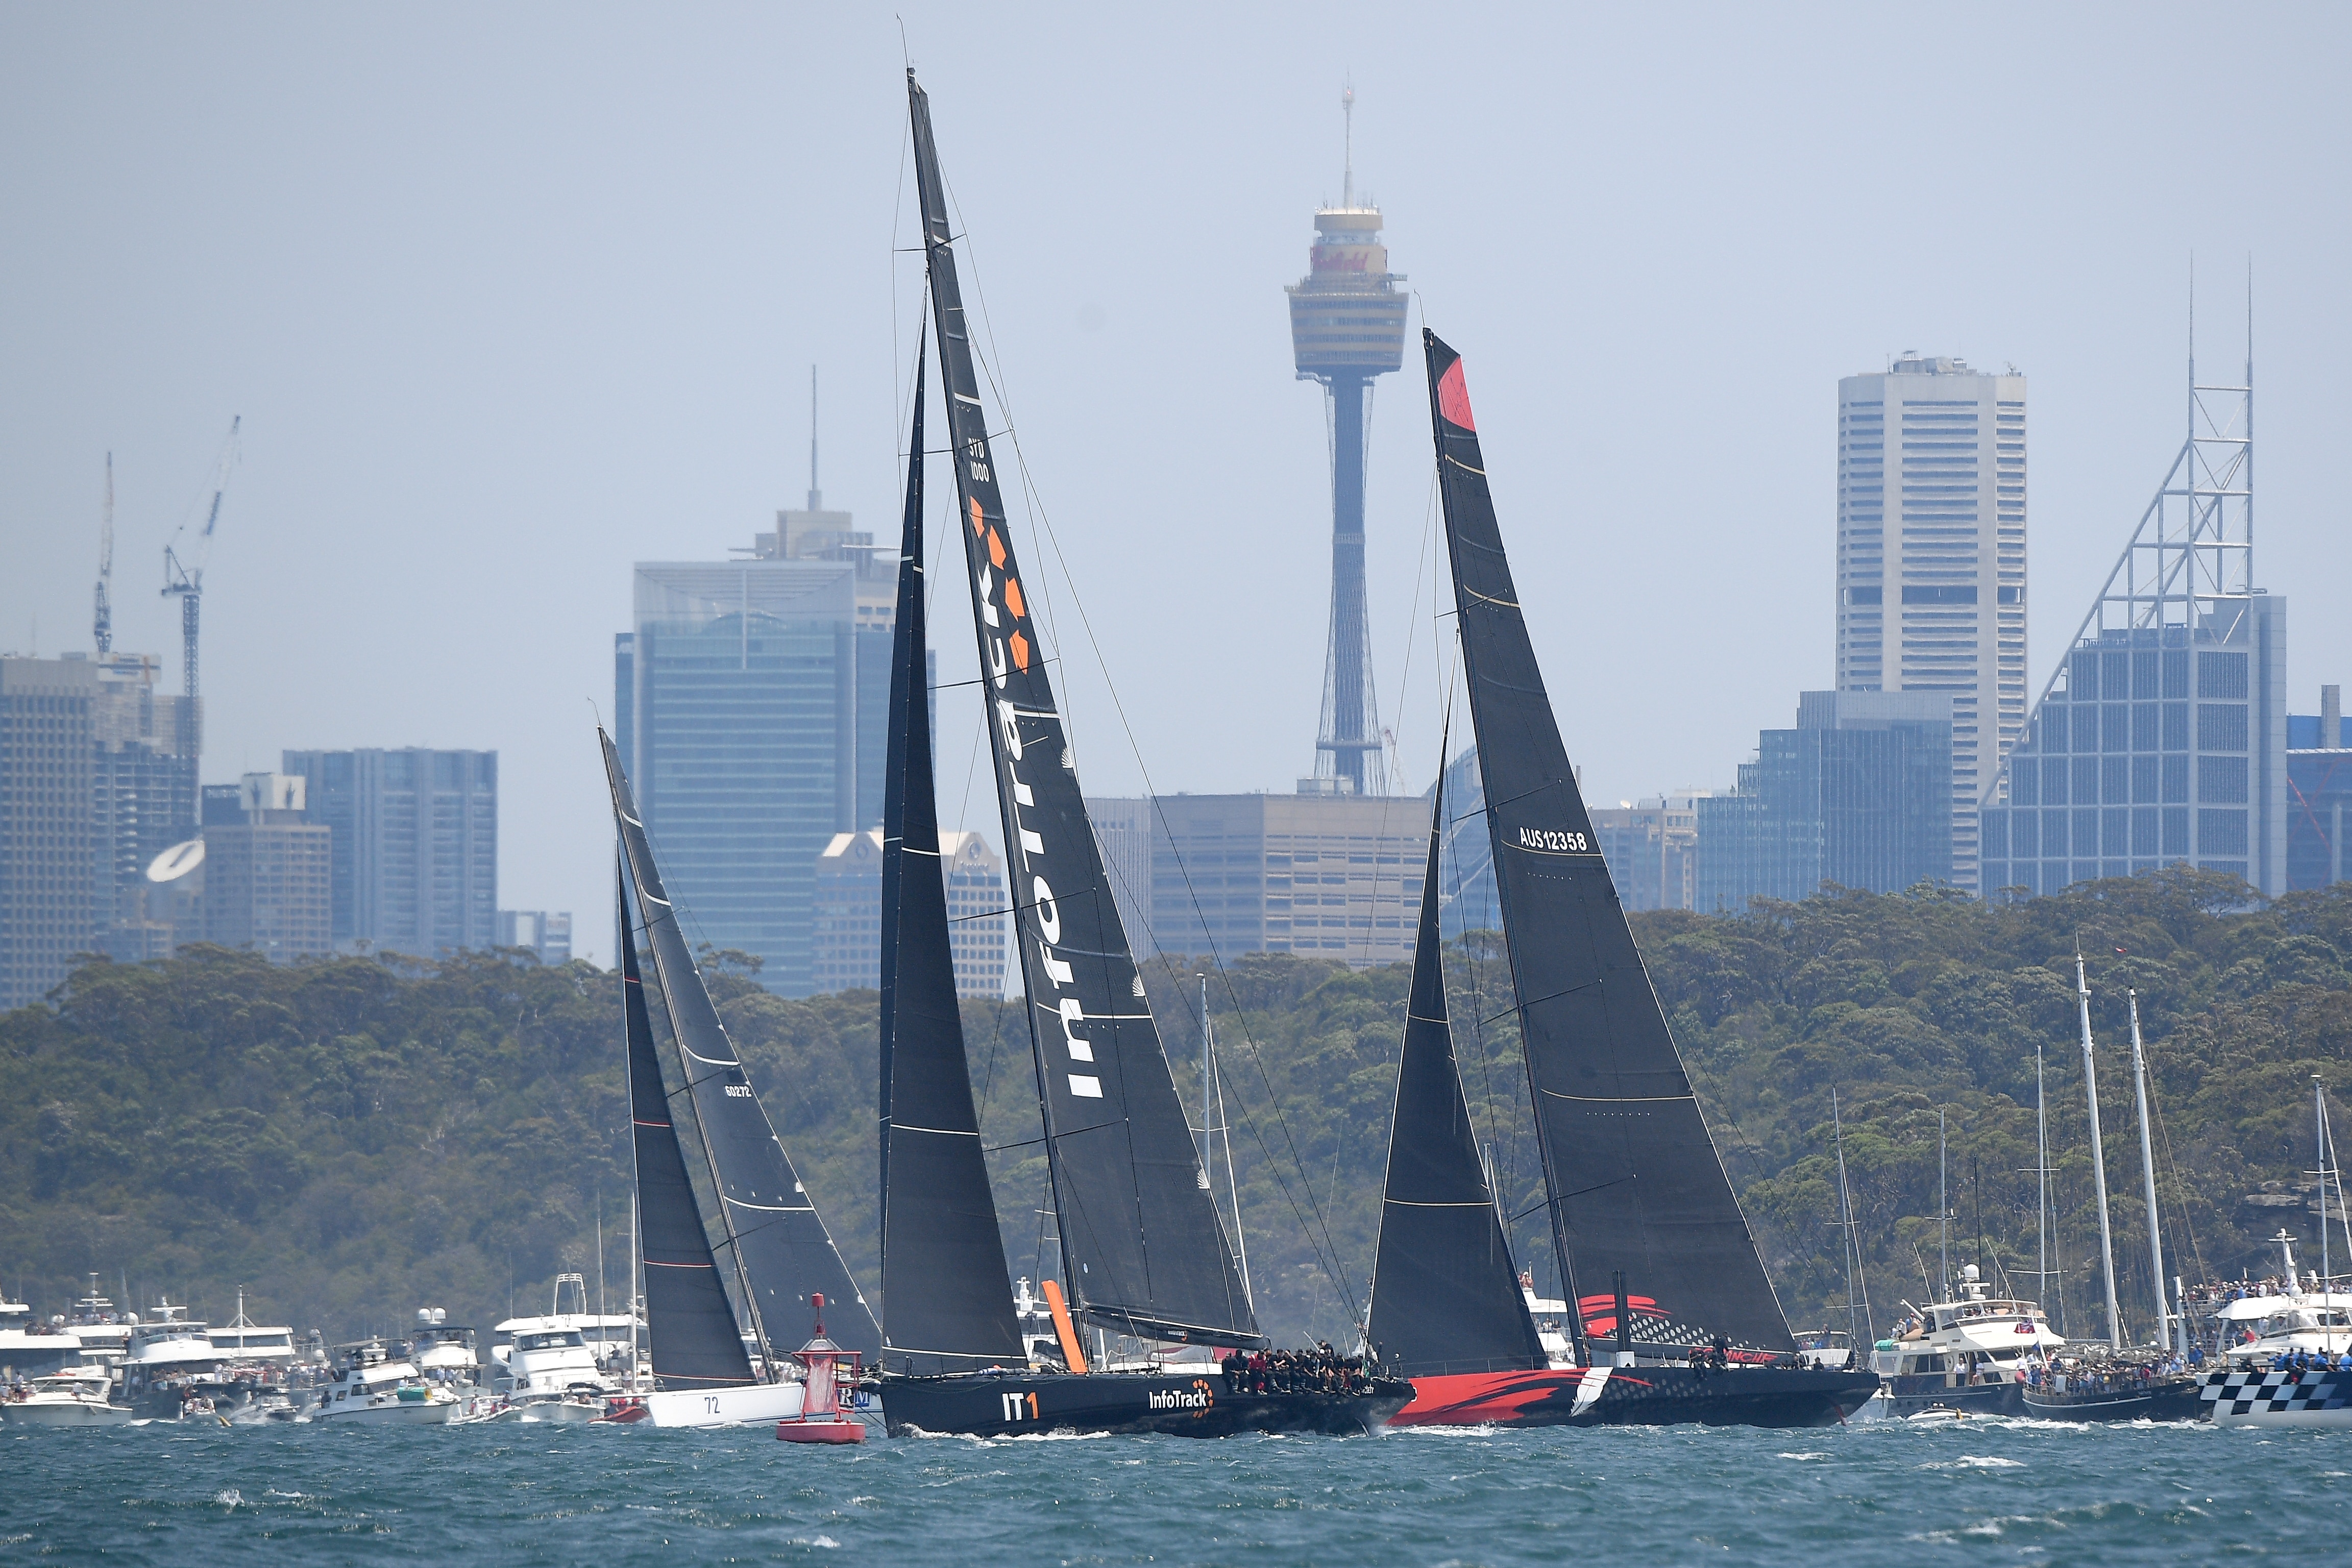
[2075,951,2124,1350]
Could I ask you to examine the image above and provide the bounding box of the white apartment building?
[811,828,1010,999]
[1836,353,2027,892]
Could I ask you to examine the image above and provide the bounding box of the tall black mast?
[878,332,1026,1373]
[907,70,1261,1348]
[1423,331,1793,1358]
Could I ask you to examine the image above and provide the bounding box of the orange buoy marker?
[776,1293,866,1444]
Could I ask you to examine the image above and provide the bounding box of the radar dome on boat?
[146,839,205,883]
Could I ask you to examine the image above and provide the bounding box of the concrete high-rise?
[1977,313,2283,898]
[200,772,332,964]
[91,652,198,961]
[811,828,1009,998]
[1288,90,1408,797]
[279,748,498,957]
[1837,354,2028,893]
[0,656,99,1008]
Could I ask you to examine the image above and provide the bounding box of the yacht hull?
[1877,1378,2025,1419]
[314,1397,456,1425]
[880,1371,1410,1438]
[2020,1378,2206,1422]
[2203,1366,2352,1428]
[1391,1365,1878,1429]
[1,1399,135,1426]
[596,1382,808,1429]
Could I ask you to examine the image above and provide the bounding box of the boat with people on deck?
[1355,333,1876,1431]
[867,75,1409,1440]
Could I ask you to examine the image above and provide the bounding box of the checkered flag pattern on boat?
[2201,1368,2352,1416]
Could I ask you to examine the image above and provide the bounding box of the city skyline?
[5,6,2348,962]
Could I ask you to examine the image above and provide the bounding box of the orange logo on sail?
[969,497,985,536]
[1009,631,1031,672]
[987,528,1007,570]
[1004,577,1025,619]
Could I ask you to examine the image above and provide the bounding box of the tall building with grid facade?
[1837,355,2027,894]
[201,772,332,964]
[616,512,894,996]
[279,748,498,957]
[1694,690,1954,914]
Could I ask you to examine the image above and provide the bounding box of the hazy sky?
[5,3,2346,964]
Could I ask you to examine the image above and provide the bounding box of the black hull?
[1879,1378,2024,1418]
[1397,1365,1877,1429]
[879,1370,1411,1438]
[2020,1378,2206,1423]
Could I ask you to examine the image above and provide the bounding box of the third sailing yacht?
[1363,333,1878,1427]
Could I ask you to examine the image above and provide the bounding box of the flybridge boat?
[1873,1266,2064,1417]
[118,1300,228,1417]
[2201,1090,2352,1428]
[492,1282,629,1420]
[1351,334,1878,1431]
[872,73,1408,1441]
[0,1293,84,1381]
[314,1339,460,1424]
[594,737,876,1434]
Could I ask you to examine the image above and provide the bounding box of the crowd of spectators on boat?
[2024,1355,2195,1394]
[1219,1343,1372,1396]
[2266,1346,2352,1374]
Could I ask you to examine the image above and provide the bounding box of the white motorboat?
[0,1364,133,1426]
[1872,1266,2065,1417]
[119,1300,225,1416]
[62,1278,132,1367]
[491,1277,631,1416]
[208,1291,298,1365]
[0,1294,86,1381]
[311,1339,459,1424]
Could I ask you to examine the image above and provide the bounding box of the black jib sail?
[1366,782,1549,1378]
[599,729,883,1361]
[620,866,756,1388]
[908,70,1260,1348]
[878,338,1025,1374]
[1423,331,1793,1356]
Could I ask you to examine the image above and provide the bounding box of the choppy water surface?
[5,1417,2348,1564]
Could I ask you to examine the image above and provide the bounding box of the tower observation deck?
[1288,90,1408,796]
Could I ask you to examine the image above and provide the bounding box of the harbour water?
[5,1418,2347,1564]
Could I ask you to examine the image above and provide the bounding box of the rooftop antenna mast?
[93,453,114,653]
[807,365,822,511]
[1341,80,1355,209]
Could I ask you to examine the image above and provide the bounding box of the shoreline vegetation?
[3,867,2346,1349]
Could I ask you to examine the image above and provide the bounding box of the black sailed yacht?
[873,71,1409,1439]
[598,736,878,1429]
[1371,332,1877,1428]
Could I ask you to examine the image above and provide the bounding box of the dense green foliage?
[6,868,2351,1352]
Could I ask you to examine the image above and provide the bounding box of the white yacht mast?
[1938,1110,1950,1301]
[1831,1088,1873,1343]
[2076,951,2123,1350]
[2126,991,2168,1349]
[2035,1034,2052,1320]
[2320,1079,2337,1354]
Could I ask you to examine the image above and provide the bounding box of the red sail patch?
[1437,358,1476,431]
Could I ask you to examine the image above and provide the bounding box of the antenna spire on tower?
[94,452,114,654]
[1341,81,1355,208]
[808,364,822,511]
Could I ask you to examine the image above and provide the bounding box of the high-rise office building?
[201,772,331,964]
[810,828,1008,998]
[615,487,895,994]
[0,656,99,1008]
[280,748,498,957]
[91,652,199,961]
[2287,685,2348,890]
[1590,792,1711,913]
[1086,792,1426,968]
[1288,93,1408,797]
[1837,355,2027,893]
[1694,691,1954,914]
[497,910,574,966]
[1976,322,2285,898]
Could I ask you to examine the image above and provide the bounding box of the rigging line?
[2143,1051,2204,1288]
[942,219,1358,1324]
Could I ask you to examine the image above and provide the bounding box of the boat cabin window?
[517,1331,585,1351]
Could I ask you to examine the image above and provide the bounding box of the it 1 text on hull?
[880,1371,1410,1438]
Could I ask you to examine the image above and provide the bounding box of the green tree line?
[4,867,2348,1350]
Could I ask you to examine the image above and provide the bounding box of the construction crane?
[93,453,114,654]
[160,416,240,706]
